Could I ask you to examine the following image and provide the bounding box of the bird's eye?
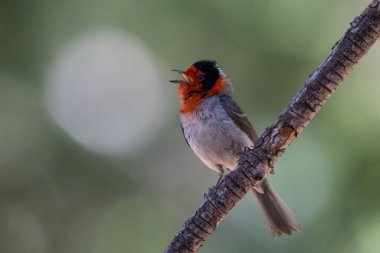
[197,74,205,81]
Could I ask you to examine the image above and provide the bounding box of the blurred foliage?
[0,0,379,253]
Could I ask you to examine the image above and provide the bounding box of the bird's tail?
[253,179,300,236]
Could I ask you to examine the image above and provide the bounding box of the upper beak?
[170,69,191,84]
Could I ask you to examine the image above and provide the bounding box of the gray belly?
[180,97,253,173]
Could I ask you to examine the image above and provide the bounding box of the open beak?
[170,69,191,84]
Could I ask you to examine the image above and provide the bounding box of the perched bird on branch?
[171,60,300,236]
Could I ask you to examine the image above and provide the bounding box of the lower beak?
[170,69,191,84]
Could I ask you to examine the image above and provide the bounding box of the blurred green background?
[1,0,380,252]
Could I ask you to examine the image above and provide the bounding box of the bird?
[170,60,300,236]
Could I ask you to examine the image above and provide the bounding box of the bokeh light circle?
[44,29,167,156]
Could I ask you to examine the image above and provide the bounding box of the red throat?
[178,77,228,114]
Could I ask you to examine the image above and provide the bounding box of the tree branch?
[165,1,380,252]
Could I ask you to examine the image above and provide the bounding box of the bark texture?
[165,1,380,252]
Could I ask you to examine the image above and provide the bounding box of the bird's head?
[171,60,232,113]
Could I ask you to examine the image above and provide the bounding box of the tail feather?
[253,179,300,236]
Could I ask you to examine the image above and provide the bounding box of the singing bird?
[171,60,300,236]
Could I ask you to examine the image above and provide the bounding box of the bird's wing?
[219,94,258,142]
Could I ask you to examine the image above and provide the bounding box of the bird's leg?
[215,165,225,187]
[206,166,225,194]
